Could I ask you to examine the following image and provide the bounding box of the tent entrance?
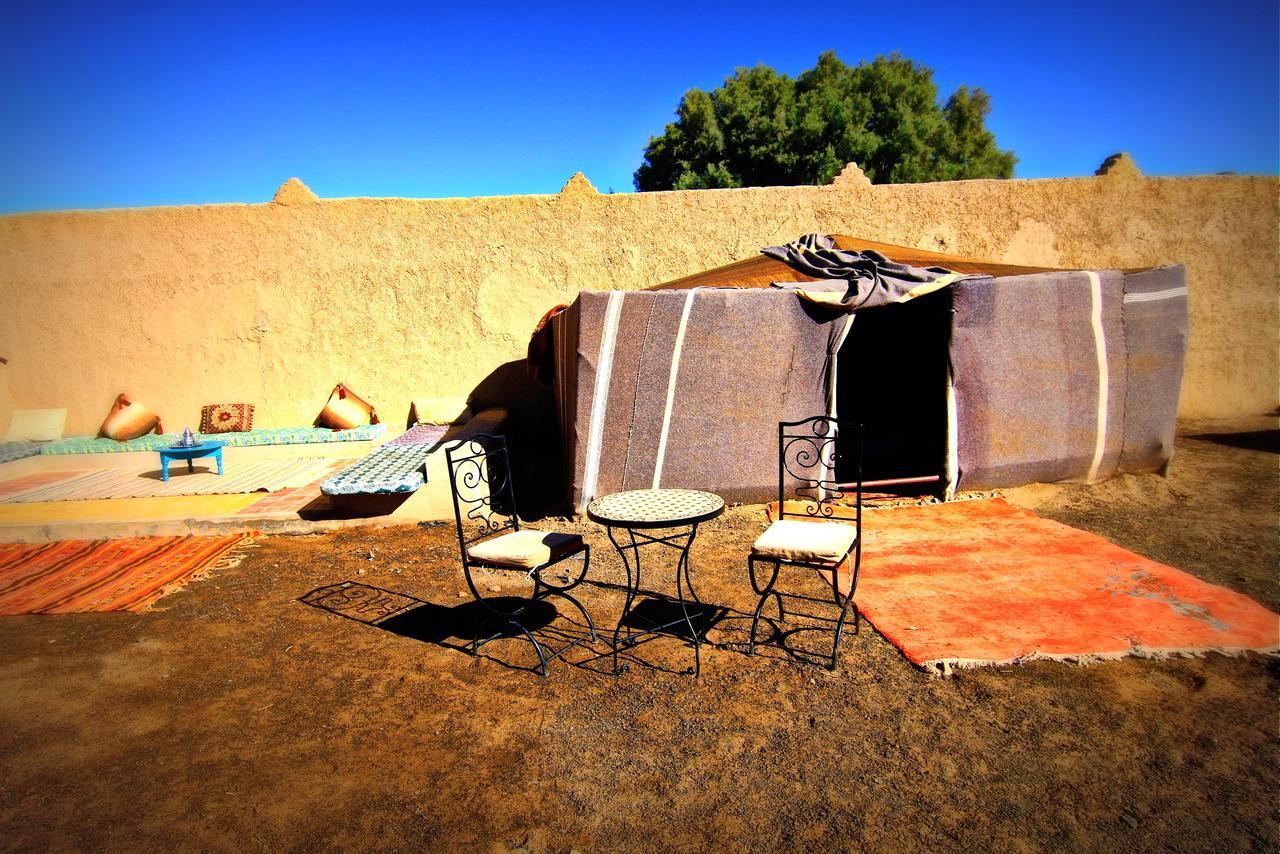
[835,290,951,492]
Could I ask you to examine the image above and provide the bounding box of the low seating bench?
[37,424,387,455]
[321,410,505,498]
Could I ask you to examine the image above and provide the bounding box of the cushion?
[752,519,858,564]
[98,394,163,441]
[409,396,473,426]
[200,403,254,434]
[316,383,379,430]
[467,529,584,570]
[5,408,66,442]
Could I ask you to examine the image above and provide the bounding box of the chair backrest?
[445,433,520,556]
[778,416,863,523]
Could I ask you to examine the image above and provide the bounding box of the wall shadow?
[466,359,568,520]
[1184,429,1279,454]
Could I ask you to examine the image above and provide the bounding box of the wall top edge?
[1,172,1276,220]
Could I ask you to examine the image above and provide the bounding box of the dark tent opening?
[835,290,951,486]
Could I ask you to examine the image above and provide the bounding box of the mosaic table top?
[586,488,724,529]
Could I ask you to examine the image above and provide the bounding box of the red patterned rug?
[0,534,252,615]
[842,499,1279,672]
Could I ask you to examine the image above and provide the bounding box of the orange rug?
[0,534,252,615]
[845,499,1278,672]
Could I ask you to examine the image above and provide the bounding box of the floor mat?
[236,461,348,515]
[0,470,87,498]
[848,498,1279,672]
[0,534,252,615]
[0,459,332,503]
[0,493,265,525]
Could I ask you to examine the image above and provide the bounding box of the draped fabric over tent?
[536,235,1187,511]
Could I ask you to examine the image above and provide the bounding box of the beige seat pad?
[752,519,857,564]
[467,529,583,570]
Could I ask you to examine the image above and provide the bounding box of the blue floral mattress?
[0,441,42,465]
[321,444,435,496]
[40,424,387,455]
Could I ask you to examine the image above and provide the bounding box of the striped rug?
[0,534,252,615]
[0,459,331,503]
[0,470,87,499]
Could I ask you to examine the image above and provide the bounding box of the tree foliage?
[634,52,1016,190]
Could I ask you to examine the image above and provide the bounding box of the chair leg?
[543,587,598,643]
[747,556,781,657]
[748,555,784,626]
[830,593,857,672]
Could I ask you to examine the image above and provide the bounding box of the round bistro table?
[586,488,725,677]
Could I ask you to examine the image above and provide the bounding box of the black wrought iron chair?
[746,416,863,670]
[445,432,595,676]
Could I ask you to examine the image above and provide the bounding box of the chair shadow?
[298,581,593,675]
[716,589,861,669]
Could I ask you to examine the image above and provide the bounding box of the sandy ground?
[0,419,1275,852]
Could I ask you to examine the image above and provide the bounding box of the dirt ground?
[0,418,1276,852]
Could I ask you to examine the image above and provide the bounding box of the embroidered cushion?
[467,530,584,570]
[98,394,163,442]
[200,403,255,434]
[316,383,379,430]
[752,519,857,564]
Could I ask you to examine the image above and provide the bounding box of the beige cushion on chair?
[752,519,857,564]
[467,529,583,570]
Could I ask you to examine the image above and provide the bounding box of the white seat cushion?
[752,519,857,564]
[467,529,583,570]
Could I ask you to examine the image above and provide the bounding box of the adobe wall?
[0,167,1275,437]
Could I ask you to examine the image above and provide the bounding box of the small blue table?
[158,441,225,481]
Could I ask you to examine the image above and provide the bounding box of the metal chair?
[445,432,595,676]
[747,417,863,670]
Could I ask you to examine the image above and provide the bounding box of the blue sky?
[0,0,1276,213]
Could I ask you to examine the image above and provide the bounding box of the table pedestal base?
[605,524,709,677]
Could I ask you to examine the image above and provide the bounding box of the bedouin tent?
[532,235,1187,512]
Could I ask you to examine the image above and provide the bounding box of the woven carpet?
[0,534,252,615]
[0,459,332,503]
[835,498,1278,672]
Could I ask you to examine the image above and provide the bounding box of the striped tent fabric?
[546,238,1187,508]
[554,288,849,510]
[1119,266,1188,473]
[948,266,1187,492]
[0,534,252,615]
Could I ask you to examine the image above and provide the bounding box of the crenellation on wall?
[0,171,1276,436]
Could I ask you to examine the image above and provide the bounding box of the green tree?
[634,51,1016,190]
